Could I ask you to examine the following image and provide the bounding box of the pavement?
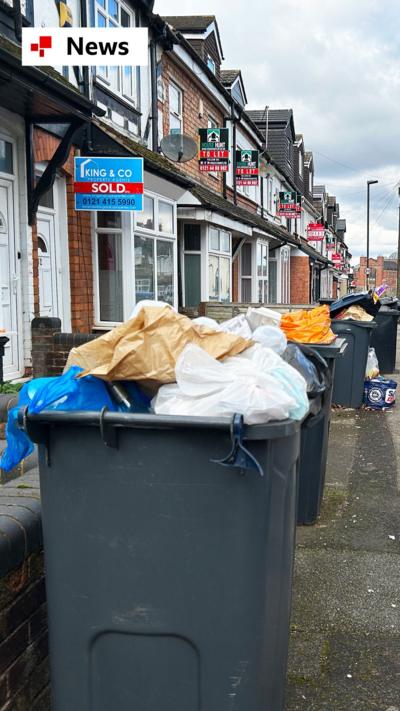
[1,349,400,710]
[285,385,400,708]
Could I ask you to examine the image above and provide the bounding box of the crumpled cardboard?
[66,305,252,385]
[334,305,374,322]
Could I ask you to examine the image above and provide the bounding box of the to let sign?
[277,191,302,219]
[236,150,259,186]
[307,223,325,241]
[74,156,144,211]
[198,128,229,172]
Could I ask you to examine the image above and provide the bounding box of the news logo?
[22,27,148,66]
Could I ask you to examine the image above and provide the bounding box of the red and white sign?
[307,223,325,241]
[332,253,343,266]
[199,150,229,159]
[73,181,144,194]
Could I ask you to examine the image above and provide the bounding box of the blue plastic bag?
[0,367,150,473]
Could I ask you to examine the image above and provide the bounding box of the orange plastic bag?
[280,305,336,344]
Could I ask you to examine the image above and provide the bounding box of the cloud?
[155,0,400,258]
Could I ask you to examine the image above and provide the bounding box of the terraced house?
[0,1,350,380]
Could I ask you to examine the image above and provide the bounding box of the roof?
[220,69,240,86]
[305,151,313,162]
[336,219,347,231]
[0,34,102,121]
[92,118,193,189]
[163,15,215,32]
[247,109,293,125]
[327,195,337,207]
[187,184,329,263]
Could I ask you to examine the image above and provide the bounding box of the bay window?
[95,0,137,105]
[94,195,177,324]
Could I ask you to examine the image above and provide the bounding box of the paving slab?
[286,361,400,709]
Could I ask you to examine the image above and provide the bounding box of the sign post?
[74,156,144,211]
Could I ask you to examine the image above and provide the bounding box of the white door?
[37,211,60,319]
[36,173,71,329]
[0,178,20,378]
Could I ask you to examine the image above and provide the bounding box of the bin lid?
[306,337,347,359]
[20,409,302,444]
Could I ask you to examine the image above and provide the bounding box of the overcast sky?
[154,0,400,262]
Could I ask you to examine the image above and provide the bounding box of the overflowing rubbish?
[1,302,316,469]
[365,348,380,380]
[0,366,152,472]
[66,304,252,386]
[364,378,397,410]
[252,325,287,354]
[280,305,336,344]
[246,306,281,330]
[282,344,323,394]
[334,305,374,322]
[218,313,253,339]
[330,291,381,319]
[153,343,309,424]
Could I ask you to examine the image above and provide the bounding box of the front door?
[0,177,20,379]
[37,211,60,319]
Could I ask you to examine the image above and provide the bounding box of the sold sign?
[74,156,144,211]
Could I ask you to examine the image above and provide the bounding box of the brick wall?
[290,256,310,304]
[31,318,96,378]
[160,53,225,190]
[33,127,94,333]
[0,552,49,711]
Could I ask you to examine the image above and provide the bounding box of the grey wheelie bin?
[295,341,345,525]
[296,345,329,525]
[331,320,377,407]
[22,409,302,711]
[305,338,347,482]
[370,306,400,374]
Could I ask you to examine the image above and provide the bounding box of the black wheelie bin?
[330,320,377,407]
[22,409,302,711]
[370,305,400,374]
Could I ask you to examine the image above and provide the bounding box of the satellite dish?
[160,133,198,163]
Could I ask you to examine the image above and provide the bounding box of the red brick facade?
[290,256,310,303]
[160,53,225,190]
[32,128,93,333]
[354,256,398,295]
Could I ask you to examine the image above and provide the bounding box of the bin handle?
[211,414,264,477]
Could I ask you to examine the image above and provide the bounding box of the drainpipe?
[260,177,264,219]
[80,0,90,99]
[232,101,237,205]
[150,38,159,152]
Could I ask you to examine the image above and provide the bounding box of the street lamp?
[366,179,378,290]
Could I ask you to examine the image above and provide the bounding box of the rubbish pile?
[1,302,316,472]
[364,346,397,410]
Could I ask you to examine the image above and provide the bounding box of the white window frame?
[93,193,177,326]
[169,81,183,134]
[95,0,137,106]
[299,151,303,178]
[239,240,253,303]
[256,240,269,303]
[207,226,231,303]
[239,239,269,303]
[279,245,290,304]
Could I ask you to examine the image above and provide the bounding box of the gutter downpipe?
[150,36,159,153]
